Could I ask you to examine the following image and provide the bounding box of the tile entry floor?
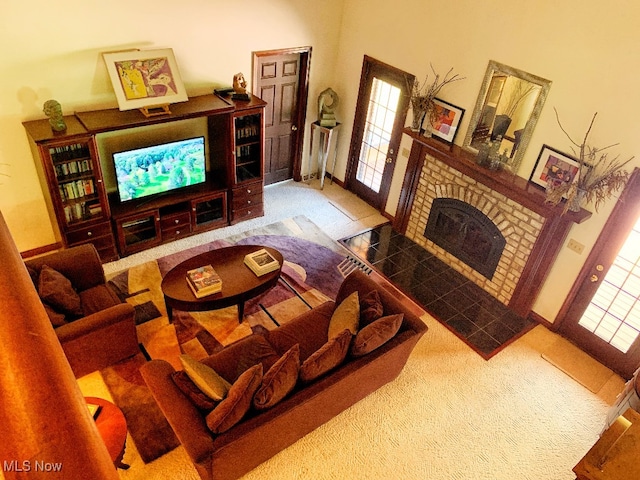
[340,224,535,359]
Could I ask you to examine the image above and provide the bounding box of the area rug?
[101,216,352,463]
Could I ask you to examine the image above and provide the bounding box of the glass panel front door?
[355,78,401,194]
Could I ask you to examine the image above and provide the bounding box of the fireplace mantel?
[395,129,592,318]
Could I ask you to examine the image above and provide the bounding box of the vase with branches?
[409,64,464,134]
[545,109,634,214]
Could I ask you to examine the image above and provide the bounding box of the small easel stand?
[139,104,171,118]
[307,121,341,189]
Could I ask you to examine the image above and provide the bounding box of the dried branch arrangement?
[410,64,465,113]
[546,108,634,213]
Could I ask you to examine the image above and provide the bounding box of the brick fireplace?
[394,131,591,317]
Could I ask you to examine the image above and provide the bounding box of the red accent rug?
[101,216,350,463]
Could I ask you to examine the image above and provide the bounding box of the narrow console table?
[307,121,341,189]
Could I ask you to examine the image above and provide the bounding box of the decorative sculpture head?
[43,99,67,132]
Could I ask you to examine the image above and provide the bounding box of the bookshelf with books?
[24,122,117,261]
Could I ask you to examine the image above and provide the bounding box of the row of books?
[235,122,259,140]
[235,145,255,159]
[48,143,91,162]
[63,201,102,224]
[186,249,280,299]
[58,178,95,201]
[54,159,93,178]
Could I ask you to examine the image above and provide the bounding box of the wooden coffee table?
[161,245,283,322]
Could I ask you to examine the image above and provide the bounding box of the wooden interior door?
[557,168,640,379]
[345,56,413,210]
[253,47,310,185]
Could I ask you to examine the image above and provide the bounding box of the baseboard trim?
[20,242,63,259]
[528,310,557,331]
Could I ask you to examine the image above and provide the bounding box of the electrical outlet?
[567,238,585,254]
[401,147,410,158]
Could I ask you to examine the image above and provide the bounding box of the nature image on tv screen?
[114,137,206,203]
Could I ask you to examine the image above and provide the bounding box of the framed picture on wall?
[103,48,188,112]
[529,145,580,191]
[430,98,465,144]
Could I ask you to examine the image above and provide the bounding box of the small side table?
[307,121,341,189]
[86,397,129,470]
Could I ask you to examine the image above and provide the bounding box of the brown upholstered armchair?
[25,244,138,378]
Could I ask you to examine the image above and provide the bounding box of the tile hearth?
[340,224,535,359]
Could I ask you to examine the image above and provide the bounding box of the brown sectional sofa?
[141,270,428,480]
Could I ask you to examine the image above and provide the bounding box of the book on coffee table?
[244,249,280,277]
[186,265,222,298]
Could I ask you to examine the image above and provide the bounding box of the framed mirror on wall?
[463,60,552,174]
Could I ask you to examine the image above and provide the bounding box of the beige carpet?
[542,336,616,393]
[101,320,611,480]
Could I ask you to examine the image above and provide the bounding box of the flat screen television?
[113,136,206,204]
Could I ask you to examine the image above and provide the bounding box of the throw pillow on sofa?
[350,313,404,357]
[180,354,232,402]
[204,334,281,383]
[171,371,218,411]
[359,289,384,326]
[43,303,67,327]
[300,329,351,383]
[253,344,300,410]
[328,291,359,340]
[206,364,263,434]
[37,265,83,317]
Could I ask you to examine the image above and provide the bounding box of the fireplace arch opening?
[424,198,506,279]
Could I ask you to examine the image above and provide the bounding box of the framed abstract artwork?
[103,48,188,113]
[530,145,580,190]
[430,98,465,144]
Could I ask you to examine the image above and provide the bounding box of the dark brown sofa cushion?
[253,344,300,410]
[79,284,121,316]
[300,329,351,383]
[172,370,218,411]
[206,364,263,434]
[38,265,83,317]
[350,313,404,357]
[203,334,281,383]
[267,301,334,361]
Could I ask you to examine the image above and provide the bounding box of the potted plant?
[546,109,634,214]
[409,65,464,134]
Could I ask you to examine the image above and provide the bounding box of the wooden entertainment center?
[23,94,266,262]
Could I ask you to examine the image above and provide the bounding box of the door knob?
[386,157,393,164]
[590,274,599,282]
[291,125,298,131]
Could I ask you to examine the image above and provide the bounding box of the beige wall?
[0,0,344,249]
[2,0,639,323]
[330,0,640,322]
